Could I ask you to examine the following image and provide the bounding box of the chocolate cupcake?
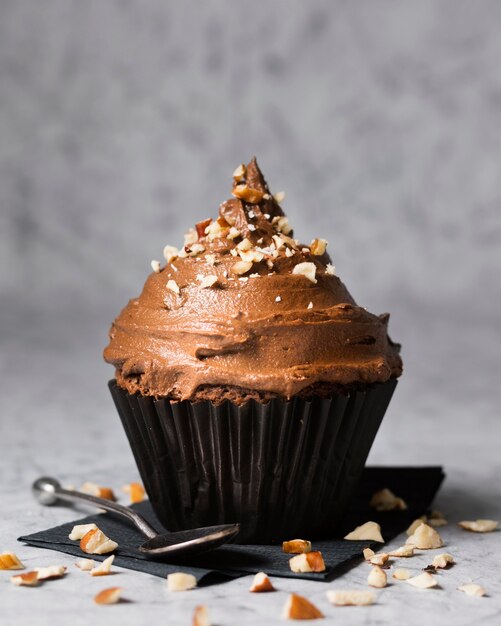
[104,158,402,543]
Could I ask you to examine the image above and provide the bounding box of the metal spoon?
[32,477,240,557]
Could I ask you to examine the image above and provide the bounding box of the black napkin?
[19,466,444,585]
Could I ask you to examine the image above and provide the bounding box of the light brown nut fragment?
[239,249,264,263]
[281,593,324,619]
[326,590,375,606]
[237,237,253,251]
[292,262,317,284]
[232,184,263,203]
[344,521,384,543]
[273,191,286,204]
[163,245,179,263]
[392,568,411,580]
[197,274,218,289]
[458,583,487,597]
[205,220,228,241]
[193,605,211,626]
[289,551,326,573]
[80,528,118,555]
[282,539,312,554]
[195,219,212,239]
[406,516,427,536]
[406,572,438,589]
[94,587,123,605]
[249,572,275,592]
[232,164,246,182]
[369,488,407,511]
[167,572,197,592]
[150,260,161,273]
[369,553,389,566]
[35,565,67,581]
[388,545,415,558]
[227,226,241,240]
[367,566,387,588]
[90,555,115,577]
[122,482,146,504]
[406,523,443,550]
[431,553,454,569]
[75,558,95,571]
[81,482,116,501]
[10,571,39,586]
[458,519,498,533]
[363,548,375,560]
[310,239,328,256]
[325,263,335,276]
[232,261,253,275]
[166,279,180,295]
[69,523,98,541]
[0,552,24,570]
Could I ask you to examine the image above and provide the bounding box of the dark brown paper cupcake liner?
[108,379,397,544]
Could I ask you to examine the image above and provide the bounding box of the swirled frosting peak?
[104,158,402,401]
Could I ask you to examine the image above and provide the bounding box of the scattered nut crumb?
[197,274,218,288]
[193,605,211,626]
[325,264,336,276]
[163,245,179,263]
[121,482,146,504]
[406,517,427,536]
[75,558,95,571]
[285,247,295,257]
[150,260,161,273]
[166,279,180,295]
[392,568,411,580]
[249,572,275,592]
[232,164,246,182]
[0,552,24,570]
[94,587,123,605]
[232,184,263,203]
[326,590,375,606]
[458,519,498,533]
[69,523,98,541]
[81,483,116,501]
[237,238,253,251]
[292,262,317,284]
[368,566,387,588]
[273,191,286,204]
[90,555,115,577]
[431,553,454,569]
[167,572,197,592]
[307,302,313,309]
[310,239,328,256]
[344,521,384,543]
[232,260,253,275]
[457,583,487,597]
[289,551,326,573]
[227,227,241,240]
[80,528,118,555]
[369,553,389,567]
[282,539,312,554]
[35,565,67,581]
[363,548,375,560]
[281,593,323,620]
[11,571,39,586]
[370,488,407,511]
[275,296,282,302]
[406,523,443,550]
[388,545,415,558]
[406,572,438,589]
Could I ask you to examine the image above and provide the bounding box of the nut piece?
[75,558,95,571]
[428,510,448,527]
[289,551,326,573]
[150,260,161,273]
[392,568,411,580]
[458,519,498,533]
[163,245,179,263]
[344,521,384,543]
[0,552,24,570]
[10,571,39,586]
[406,523,443,550]
[94,587,123,605]
[90,555,115,577]
[367,566,387,588]
[122,482,146,504]
[370,488,407,511]
[326,590,375,606]
[369,553,389,566]
[458,583,487,597]
[166,279,180,295]
[167,572,197,592]
[292,262,317,284]
[273,191,286,204]
[249,572,275,592]
[69,523,98,541]
[388,545,415,558]
[227,226,241,240]
[363,548,375,560]
[81,482,116,501]
[431,553,454,569]
[193,605,211,626]
[406,572,438,589]
[310,239,328,256]
[35,565,67,581]
[232,184,263,204]
[232,260,253,275]
[406,516,427,536]
[232,164,246,182]
[80,528,118,555]
[325,263,335,276]
[282,539,312,554]
[197,274,218,288]
[196,218,212,239]
[281,593,324,620]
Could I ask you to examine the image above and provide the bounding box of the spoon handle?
[32,476,159,539]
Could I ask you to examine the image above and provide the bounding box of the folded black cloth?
[19,466,444,585]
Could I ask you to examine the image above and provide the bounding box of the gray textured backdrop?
[1,0,500,477]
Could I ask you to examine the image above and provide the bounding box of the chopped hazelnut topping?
[326,590,375,606]
[281,593,323,620]
[227,226,241,240]
[197,274,218,288]
[69,523,98,541]
[237,237,253,251]
[307,302,313,309]
[184,228,198,246]
[289,551,326,573]
[81,482,116,501]
[35,565,67,581]
[75,558,95,571]
[310,238,328,256]
[80,528,118,555]
[368,566,387,588]
[457,583,487,597]
[344,521,384,543]
[282,539,312,554]
[285,247,295,257]
[232,163,246,182]
[94,587,123,605]
[150,260,161,273]
[0,553,24,570]
[204,254,217,266]
[196,218,212,239]
[232,261,253,275]
[248,224,256,231]
[325,263,336,276]
[188,243,205,256]
[90,555,115,577]
[163,245,179,263]
[232,184,263,203]
[275,216,292,235]
[431,553,454,569]
[275,296,282,302]
[406,516,428,536]
[11,571,39,586]
[122,482,146,504]
[272,235,285,250]
[292,262,317,284]
[369,553,390,567]
[388,545,415,558]
[193,605,211,626]
[274,191,286,204]
[206,220,228,241]
[406,572,438,589]
[458,519,499,533]
[406,523,443,550]
[166,280,180,295]
[166,572,197,592]
[239,249,264,263]
[363,548,375,560]
[230,248,239,257]
[264,213,271,220]
[370,488,408,511]
[249,572,275,592]
[393,568,411,580]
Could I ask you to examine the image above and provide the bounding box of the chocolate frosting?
[104,158,402,400]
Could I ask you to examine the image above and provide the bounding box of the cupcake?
[104,158,402,543]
